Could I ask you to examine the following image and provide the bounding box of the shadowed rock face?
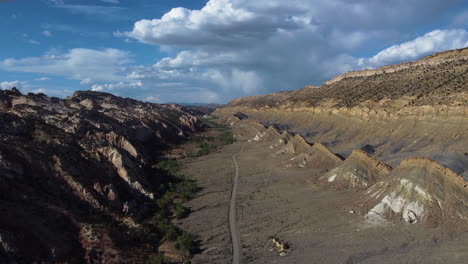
[0,89,202,263]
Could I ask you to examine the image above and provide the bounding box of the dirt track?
[229,143,244,264]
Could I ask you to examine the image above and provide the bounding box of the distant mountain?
[178,103,223,116]
[226,47,468,108]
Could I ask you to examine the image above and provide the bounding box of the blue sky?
[0,0,467,103]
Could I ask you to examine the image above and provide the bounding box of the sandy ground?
[179,135,468,264]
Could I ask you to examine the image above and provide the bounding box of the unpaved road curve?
[229,143,245,264]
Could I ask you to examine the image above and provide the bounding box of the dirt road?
[229,143,244,264]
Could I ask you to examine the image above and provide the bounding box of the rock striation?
[221,47,468,226]
[363,158,468,225]
[0,88,202,263]
[289,143,344,170]
[323,150,392,190]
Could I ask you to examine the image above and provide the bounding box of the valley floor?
[179,132,468,264]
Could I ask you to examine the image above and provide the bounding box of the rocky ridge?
[225,116,468,226]
[0,88,202,263]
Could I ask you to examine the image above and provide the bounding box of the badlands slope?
[216,48,468,226]
[217,48,468,177]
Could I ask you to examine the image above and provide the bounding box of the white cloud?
[109,0,468,103]
[80,78,93,85]
[29,39,40,45]
[91,81,142,91]
[42,30,52,37]
[0,81,25,90]
[117,0,303,47]
[47,0,64,4]
[0,48,133,83]
[101,0,119,3]
[4,0,468,103]
[31,88,47,94]
[144,96,160,103]
[358,29,468,67]
[34,77,51,81]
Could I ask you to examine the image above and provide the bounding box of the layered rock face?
[0,88,201,263]
[217,48,468,177]
[218,48,468,225]
[363,158,468,225]
[323,150,392,190]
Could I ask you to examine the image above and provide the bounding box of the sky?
[0,0,467,103]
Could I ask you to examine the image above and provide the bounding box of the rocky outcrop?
[223,48,468,110]
[326,48,468,85]
[363,158,468,225]
[262,126,281,141]
[289,143,343,170]
[0,88,202,263]
[280,134,312,154]
[323,150,392,190]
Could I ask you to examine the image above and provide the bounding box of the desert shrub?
[175,232,197,254]
[163,224,178,241]
[176,176,199,201]
[174,203,191,219]
[156,159,180,175]
[219,131,235,145]
[186,152,197,158]
[149,254,164,264]
[197,142,215,156]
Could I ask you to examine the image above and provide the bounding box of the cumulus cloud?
[110,0,468,102]
[358,29,468,67]
[0,48,133,83]
[116,0,305,47]
[5,0,468,103]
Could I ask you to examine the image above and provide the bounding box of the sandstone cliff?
[0,88,202,263]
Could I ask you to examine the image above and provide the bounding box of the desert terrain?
[1,47,467,263]
[178,117,468,264]
[177,48,468,264]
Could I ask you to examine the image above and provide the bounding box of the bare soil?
[178,135,468,263]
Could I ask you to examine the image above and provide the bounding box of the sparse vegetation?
[149,254,164,264]
[197,141,216,156]
[175,231,198,254]
[149,157,200,258]
[219,131,236,145]
[155,158,180,175]
[174,203,191,219]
